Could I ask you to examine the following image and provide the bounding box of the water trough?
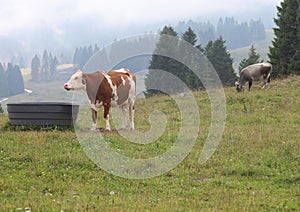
[7,102,79,128]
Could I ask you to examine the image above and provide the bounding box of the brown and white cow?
[235,62,272,92]
[64,68,136,131]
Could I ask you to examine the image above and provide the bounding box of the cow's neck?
[85,72,104,103]
[239,74,247,87]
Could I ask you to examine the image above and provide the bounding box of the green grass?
[0,76,299,211]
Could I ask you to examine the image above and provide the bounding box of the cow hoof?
[90,127,98,131]
[105,127,111,131]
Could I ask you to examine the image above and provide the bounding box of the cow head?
[235,81,243,92]
[64,70,86,91]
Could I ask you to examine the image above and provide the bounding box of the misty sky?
[1,0,282,36]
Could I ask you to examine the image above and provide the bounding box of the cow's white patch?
[90,104,99,112]
[105,115,111,131]
[90,100,102,112]
[111,95,119,107]
[91,122,97,131]
[129,108,135,130]
[104,73,119,107]
[114,68,127,73]
[128,75,136,101]
[95,100,103,107]
[104,73,116,92]
[121,105,128,129]
[121,76,126,86]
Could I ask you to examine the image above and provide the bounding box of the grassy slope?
[0,76,299,211]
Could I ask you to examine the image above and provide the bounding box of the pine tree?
[239,45,263,71]
[205,37,237,84]
[13,65,25,94]
[31,55,41,82]
[182,27,197,45]
[0,63,9,98]
[180,27,202,89]
[289,1,300,74]
[50,56,58,79]
[42,50,50,80]
[6,63,14,95]
[6,63,24,96]
[145,26,180,96]
[269,0,299,76]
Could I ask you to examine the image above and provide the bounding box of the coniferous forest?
[175,18,265,49]
[1,0,300,98]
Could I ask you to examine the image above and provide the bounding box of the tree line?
[269,0,300,76]
[3,0,297,96]
[30,50,59,82]
[145,0,300,96]
[0,62,24,98]
[73,44,100,69]
[176,17,265,49]
[144,25,267,96]
[144,26,237,96]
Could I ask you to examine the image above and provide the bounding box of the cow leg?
[248,81,252,91]
[91,109,98,131]
[129,101,135,130]
[262,73,271,89]
[121,105,128,129]
[104,104,111,131]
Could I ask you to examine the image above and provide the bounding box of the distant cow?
[235,62,272,92]
[64,68,136,131]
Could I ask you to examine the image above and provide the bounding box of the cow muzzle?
[64,84,71,91]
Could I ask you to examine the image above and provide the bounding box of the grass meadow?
[0,76,299,211]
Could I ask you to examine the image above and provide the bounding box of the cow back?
[108,69,136,106]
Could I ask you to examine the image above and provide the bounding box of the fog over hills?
[0,0,281,64]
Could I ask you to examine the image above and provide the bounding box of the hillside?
[0,75,299,211]
[230,29,274,72]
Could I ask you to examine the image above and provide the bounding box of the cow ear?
[82,74,87,85]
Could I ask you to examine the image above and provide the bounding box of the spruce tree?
[289,1,300,74]
[239,45,263,71]
[180,27,202,89]
[182,27,197,45]
[13,65,25,94]
[205,37,237,84]
[145,26,180,96]
[31,55,41,82]
[269,0,299,76]
[42,50,50,80]
[50,56,58,79]
[6,63,15,95]
[0,63,9,98]
[6,63,24,95]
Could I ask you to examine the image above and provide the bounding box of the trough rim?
[7,102,79,106]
